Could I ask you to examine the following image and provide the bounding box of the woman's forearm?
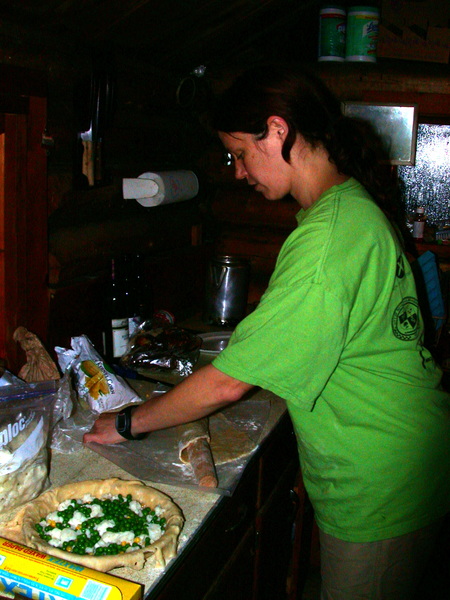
[133,363,251,433]
[83,363,253,445]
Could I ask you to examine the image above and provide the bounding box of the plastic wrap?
[86,384,274,496]
[53,335,143,453]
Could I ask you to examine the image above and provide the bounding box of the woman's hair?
[212,63,408,239]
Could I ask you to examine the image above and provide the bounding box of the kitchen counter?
[42,447,220,594]
[1,389,293,599]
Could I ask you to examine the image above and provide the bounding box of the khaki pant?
[319,518,444,600]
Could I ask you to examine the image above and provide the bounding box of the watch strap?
[115,405,145,441]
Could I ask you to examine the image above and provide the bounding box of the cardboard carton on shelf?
[378,0,450,63]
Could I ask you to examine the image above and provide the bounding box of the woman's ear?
[267,116,288,140]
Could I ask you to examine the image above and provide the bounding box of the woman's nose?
[234,162,247,180]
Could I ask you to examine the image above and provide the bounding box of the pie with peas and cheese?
[0,478,184,572]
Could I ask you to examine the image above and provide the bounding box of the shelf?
[316,61,450,96]
[415,242,450,262]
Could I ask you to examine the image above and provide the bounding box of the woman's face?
[219,120,293,201]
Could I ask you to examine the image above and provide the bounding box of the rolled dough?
[209,412,256,465]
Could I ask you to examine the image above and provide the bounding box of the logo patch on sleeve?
[395,255,405,279]
[392,297,420,340]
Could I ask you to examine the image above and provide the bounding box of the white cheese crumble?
[35,493,166,557]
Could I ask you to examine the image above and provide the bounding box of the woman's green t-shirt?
[213,179,450,542]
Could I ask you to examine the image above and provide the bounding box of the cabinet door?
[202,525,256,600]
[253,458,299,600]
[153,463,259,600]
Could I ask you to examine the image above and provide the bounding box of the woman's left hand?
[83,412,125,445]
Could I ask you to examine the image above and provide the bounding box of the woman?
[84,64,449,599]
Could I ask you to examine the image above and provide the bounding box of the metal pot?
[204,255,250,326]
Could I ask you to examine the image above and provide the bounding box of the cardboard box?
[0,537,143,600]
[378,0,450,63]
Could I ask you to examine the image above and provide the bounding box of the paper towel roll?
[122,170,199,207]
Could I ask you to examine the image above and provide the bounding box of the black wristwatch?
[115,406,146,441]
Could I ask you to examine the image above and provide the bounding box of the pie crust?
[0,478,184,572]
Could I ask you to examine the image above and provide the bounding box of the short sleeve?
[213,281,348,410]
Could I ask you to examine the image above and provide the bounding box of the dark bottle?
[102,257,131,362]
[121,254,139,339]
[129,253,153,335]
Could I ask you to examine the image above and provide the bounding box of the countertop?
[1,389,287,597]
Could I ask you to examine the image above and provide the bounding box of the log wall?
[1,12,450,358]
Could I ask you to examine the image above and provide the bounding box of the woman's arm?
[83,363,253,445]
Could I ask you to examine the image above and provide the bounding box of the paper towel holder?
[122,169,199,208]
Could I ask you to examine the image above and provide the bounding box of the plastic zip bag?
[0,381,59,514]
[0,369,24,388]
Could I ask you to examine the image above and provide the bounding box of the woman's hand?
[83,412,126,445]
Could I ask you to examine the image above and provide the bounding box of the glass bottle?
[132,253,153,332]
[121,254,139,339]
[412,207,426,243]
[102,257,130,362]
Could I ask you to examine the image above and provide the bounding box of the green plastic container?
[345,6,379,62]
[318,6,346,62]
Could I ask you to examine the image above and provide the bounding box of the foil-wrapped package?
[121,326,202,377]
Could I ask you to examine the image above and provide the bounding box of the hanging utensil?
[78,69,116,187]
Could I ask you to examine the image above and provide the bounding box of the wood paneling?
[0,133,5,361]
[1,114,28,370]
[0,68,48,373]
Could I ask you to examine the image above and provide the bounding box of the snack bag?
[55,335,141,414]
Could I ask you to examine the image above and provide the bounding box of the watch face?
[115,406,145,440]
[117,414,126,433]
[116,407,132,438]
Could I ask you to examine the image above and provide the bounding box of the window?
[399,124,450,227]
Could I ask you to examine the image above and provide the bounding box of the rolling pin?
[177,419,218,488]
[184,437,218,488]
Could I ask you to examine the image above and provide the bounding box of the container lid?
[213,255,250,265]
[348,5,379,13]
[320,5,346,12]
